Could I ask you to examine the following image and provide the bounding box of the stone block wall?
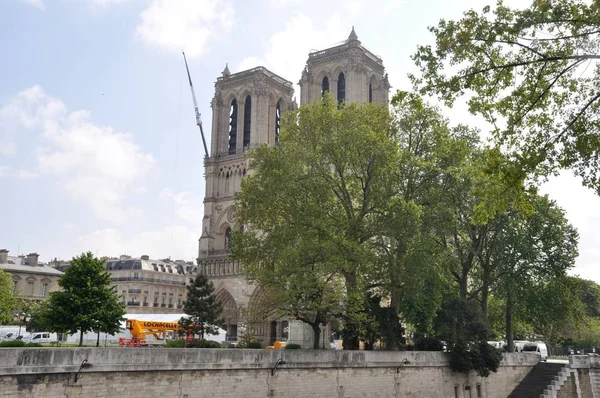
[0,348,539,398]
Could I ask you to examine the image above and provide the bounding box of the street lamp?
[17,313,30,338]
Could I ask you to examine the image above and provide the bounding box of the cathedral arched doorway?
[215,288,238,342]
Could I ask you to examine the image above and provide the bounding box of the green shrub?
[285,343,301,350]
[236,333,262,349]
[166,339,185,348]
[185,339,222,348]
[415,336,444,351]
[24,342,43,347]
[0,340,26,347]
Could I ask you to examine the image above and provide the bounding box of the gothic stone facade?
[197,28,390,346]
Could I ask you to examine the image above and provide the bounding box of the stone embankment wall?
[0,348,538,398]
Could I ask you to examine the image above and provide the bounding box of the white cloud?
[0,85,58,157]
[135,0,234,57]
[161,189,203,225]
[1,85,156,224]
[89,0,136,7]
[19,0,44,9]
[17,169,38,179]
[77,225,199,261]
[270,0,294,7]
[237,13,345,96]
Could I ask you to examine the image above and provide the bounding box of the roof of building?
[104,256,197,275]
[216,66,293,88]
[0,256,64,276]
[307,27,384,67]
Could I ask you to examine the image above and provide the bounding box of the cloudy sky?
[1,0,599,282]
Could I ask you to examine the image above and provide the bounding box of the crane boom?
[182,52,209,158]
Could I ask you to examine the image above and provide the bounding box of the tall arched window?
[225,227,232,250]
[228,100,238,155]
[337,72,345,105]
[243,95,251,148]
[368,82,373,103]
[321,76,329,96]
[275,102,281,144]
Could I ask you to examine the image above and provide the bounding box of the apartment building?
[105,255,196,314]
[0,250,63,300]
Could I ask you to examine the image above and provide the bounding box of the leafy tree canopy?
[412,0,600,192]
[42,252,125,346]
[0,270,16,324]
[233,94,397,349]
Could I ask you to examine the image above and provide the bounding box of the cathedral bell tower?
[197,65,294,342]
[299,27,390,106]
[196,27,390,346]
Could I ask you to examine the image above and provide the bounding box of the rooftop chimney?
[27,253,39,267]
[0,249,8,264]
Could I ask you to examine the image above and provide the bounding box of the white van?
[502,340,527,352]
[523,342,548,361]
[0,327,24,341]
[26,332,58,344]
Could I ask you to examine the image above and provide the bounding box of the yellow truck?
[119,319,183,347]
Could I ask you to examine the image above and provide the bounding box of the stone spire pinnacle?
[222,63,231,77]
[348,26,358,41]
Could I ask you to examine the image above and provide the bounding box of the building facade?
[197,28,390,346]
[0,250,63,300]
[104,255,195,315]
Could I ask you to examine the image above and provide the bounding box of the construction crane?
[182,52,209,158]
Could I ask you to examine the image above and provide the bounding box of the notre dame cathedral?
[197,27,390,347]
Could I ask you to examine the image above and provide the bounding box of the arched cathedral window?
[228,99,238,155]
[225,227,232,250]
[369,82,373,103]
[337,72,345,105]
[275,102,281,144]
[243,95,251,149]
[321,76,329,96]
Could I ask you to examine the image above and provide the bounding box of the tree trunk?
[342,271,360,350]
[506,285,514,353]
[311,323,321,350]
[96,332,100,347]
[79,330,84,347]
[460,252,475,299]
[481,266,490,317]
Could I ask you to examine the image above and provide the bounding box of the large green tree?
[0,269,16,324]
[233,94,398,349]
[412,0,600,192]
[487,195,578,350]
[43,252,125,346]
[180,273,223,340]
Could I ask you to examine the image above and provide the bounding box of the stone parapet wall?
[0,349,538,398]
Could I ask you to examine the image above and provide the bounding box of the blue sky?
[1,0,600,283]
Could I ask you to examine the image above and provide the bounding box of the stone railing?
[198,257,243,277]
[216,66,292,88]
